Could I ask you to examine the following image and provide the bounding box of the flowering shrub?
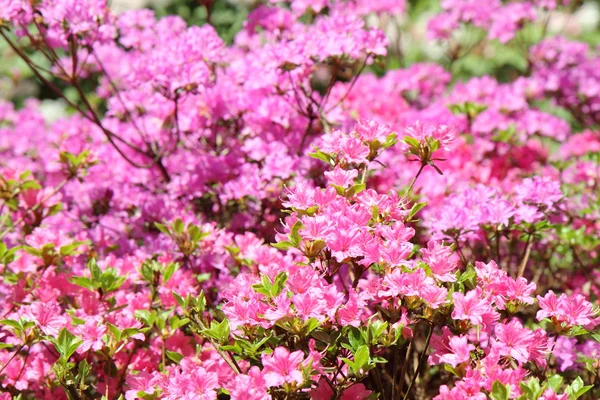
[0,0,599,399]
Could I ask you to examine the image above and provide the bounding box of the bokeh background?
[1,0,599,118]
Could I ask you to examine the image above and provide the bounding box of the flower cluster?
[0,0,599,399]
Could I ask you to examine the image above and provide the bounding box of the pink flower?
[380,268,434,298]
[540,389,569,400]
[326,229,364,262]
[226,366,268,400]
[76,319,107,353]
[21,301,67,337]
[355,119,391,143]
[161,366,219,400]
[438,335,475,368]
[420,284,449,309]
[261,347,305,388]
[421,241,458,282]
[493,320,534,364]
[324,166,358,188]
[341,383,372,399]
[125,371,157,400]
[537,291,600,329]
[451,289,491,326]
[405,121,455,151]
[339,137,370,164]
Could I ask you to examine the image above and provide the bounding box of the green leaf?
[407,202,427,221]
[352,345,370,374]
[202,319,230,344]
[271,241,294,250]
[567,326,589,337]
[348,327,364,351]
[491,380,510,400]
[163,262,179,283]
[70,276,97,291]
[271,272,288,297]
[566,376,593,399]
[166,350,184,364]
[51,328,82,360]
[154,222,170,235]
[309,150,332,165]
[173,219,184,235]
[172,291,185,308]
[106,322,122,342]
[59,242,83,256]
[0,319,23,334]
[303,318,321,335]
[89,259,102,281]
[520,377,542,400]
[403,136,420,148]
[547,375,563,392]
[289,221,303,247]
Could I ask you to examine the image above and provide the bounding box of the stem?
[360,165,368,185]
[517,234,534,278]
[191,314,241,374]
[91,49,151,144]
[495,228,502,265]
[395,340,412,400]
[406,163,425,194]
[0,29,171,182]
[453,238,468,266]
[402,324,433,400]
[0,344,25,375]
[542,337,557,377]
[297,111,315,156]
[325,55,370,113]
[371,366,386,399]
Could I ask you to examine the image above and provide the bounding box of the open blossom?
[438,335,476,367]
[76,319,107,353]
[161,366,219,400]
[21,301,67,337]
[326,229,364,262]
[421,241,458,282]
[493,320,536,364]
[404,121,455,151]
[324,166,358,188]
[451,289,492,326]
[355,118,391,143]
[537,291,600,329]
[261,347,305,388]
[225,366,268,400]
[380,268,434,298]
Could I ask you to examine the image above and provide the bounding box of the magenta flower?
[76,319,107,353]
[380,268,434,298]
[493,320,535,364]
[261,347,305,388]
[537,291,600,329]
[451,289,491,326]
[21,301,67,337]
[438,335,475,368]
[421,241,458,282]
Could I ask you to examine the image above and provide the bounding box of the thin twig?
[406,163,425,194]
[326,55,370,113]
[0,344,25,375]
[402,324,433,400]
[517,234,534,278]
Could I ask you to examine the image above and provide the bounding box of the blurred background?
[1,0,599,117]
